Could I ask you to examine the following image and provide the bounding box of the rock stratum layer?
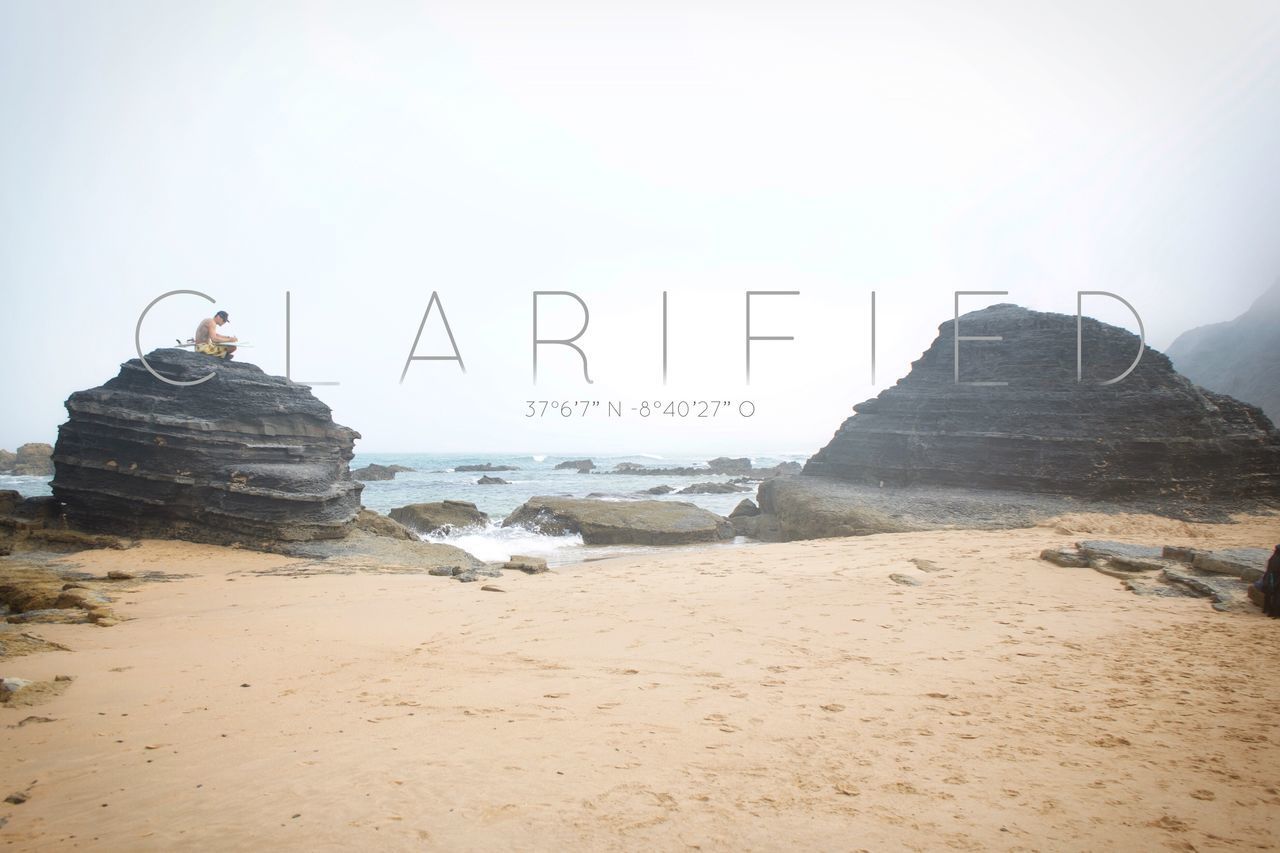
[805,304,1280,500]
[51,349,363,543]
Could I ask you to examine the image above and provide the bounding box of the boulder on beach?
[502,497,733,545]
[729,498,760,518]
[13,443,53,477]
[50,349,364,544]
[554,459,595,472]
[388,500,490,535]
[351,463,413,481]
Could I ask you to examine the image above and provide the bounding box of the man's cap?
[215,310,229,321]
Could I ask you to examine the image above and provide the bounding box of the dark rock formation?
[706,457,752,475]
[351,463,413,481]
[389,500,490,535]
[50,349,363,544]
[477,475,509,485]
[805,304,1280,500]
[1166,279,1280,424]
[502,497,733,545]
[554,459,595,472]
[729,499,759,518]
[643,485,674,495]
[678,482,751,495]
[455,463,517,472]
[2,444,54,477]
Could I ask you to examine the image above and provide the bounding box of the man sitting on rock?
[194,310,238,360]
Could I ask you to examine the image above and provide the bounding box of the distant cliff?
[1165,280,1280,425]
[51,349,364,544]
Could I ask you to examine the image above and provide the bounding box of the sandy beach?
[1,513,1277,851]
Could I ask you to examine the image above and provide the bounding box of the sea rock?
[678,482,750,495]
[13,444,54,477]
[0,450,15,473]
[759,461,803,478]
[351,464,413,481]
[455,463,517,472]
[803,304,1280,500]
[554,459,595,472]
[707,457,753,475]
[354,509,417,541]
[50,349,363,544]
[643,485,674,495]
[0,491,19,515]
[1166,279,1280,425]
[388,501,489,535]
[729,499,760,518]
[477,475,509,485]
[502,497,733,545]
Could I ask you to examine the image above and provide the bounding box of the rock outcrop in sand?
[746,305,1280,541]
[50,349,364,544]
[805,304,1280,499]
[503,497,733,545]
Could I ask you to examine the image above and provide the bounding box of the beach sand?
[2,514,1279,851]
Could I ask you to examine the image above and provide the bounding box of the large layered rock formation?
[51,349,364,544]
[805,304,1280,500]
[1165,279,1280,425]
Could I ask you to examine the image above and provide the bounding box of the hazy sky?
[3,0,1279,455]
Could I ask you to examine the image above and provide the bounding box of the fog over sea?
[1,452,809,565]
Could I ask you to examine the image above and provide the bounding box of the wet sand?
[2,513,1279,851]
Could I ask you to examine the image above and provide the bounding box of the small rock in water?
[888,573,923,587]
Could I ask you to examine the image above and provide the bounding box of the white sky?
[2,0,1279,454]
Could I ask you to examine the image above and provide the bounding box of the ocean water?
[0,452,809,566]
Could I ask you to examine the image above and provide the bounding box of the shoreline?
[3,511,1278,849]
